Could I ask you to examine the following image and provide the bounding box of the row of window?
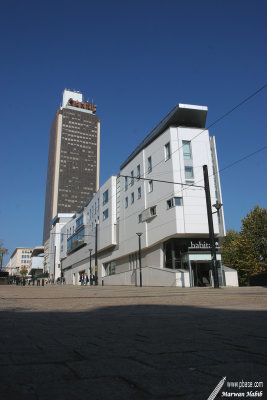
[125,141,192,192]
[125,186,142,208]
[64,195,182,245]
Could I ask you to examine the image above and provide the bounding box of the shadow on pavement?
[0,305,266,400]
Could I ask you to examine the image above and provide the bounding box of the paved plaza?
[0,285,267,400]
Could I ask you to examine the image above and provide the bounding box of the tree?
[222,206,267,285]
[0,241,8,271]
[237,205,267,284]
[221,229,240,269]
[20,267,28,276]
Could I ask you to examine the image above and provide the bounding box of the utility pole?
[203,165,219,288]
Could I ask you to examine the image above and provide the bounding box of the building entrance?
[164,238,224,287]
[191,261,211,287]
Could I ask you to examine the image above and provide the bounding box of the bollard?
[102,280,104,286]
[42,279,44,286]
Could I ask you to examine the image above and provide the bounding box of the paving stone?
[0,285,266,400]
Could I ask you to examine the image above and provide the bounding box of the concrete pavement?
[0,285,266,399]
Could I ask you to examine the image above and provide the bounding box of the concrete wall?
[103,266,190,287]
[224,268,239,287]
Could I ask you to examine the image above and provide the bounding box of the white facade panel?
[56,103,232,288]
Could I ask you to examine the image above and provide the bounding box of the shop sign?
[189,240,220,249]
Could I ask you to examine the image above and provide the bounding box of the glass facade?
[67,227,85,253]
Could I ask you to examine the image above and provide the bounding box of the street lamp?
[212,200,223,214]
[136,233,143,287]
[95,220,99,286]
[88,248,93,285]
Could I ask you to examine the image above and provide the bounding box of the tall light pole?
[136,233,143,287]
[89,248,93,285]
[95,221,98,286]
[203,165,219,288]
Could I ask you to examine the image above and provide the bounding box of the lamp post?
[95,221,98,286]
[136,233,143,287]
[203,165,219,288]
[89,248,93,285]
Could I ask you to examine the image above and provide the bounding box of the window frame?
[167,197,183,209]
[103,189,109,206]
[182,141,192,160]
[185,166,194,180]
[165,142,171,160]
[130,170,134,186]
[137,164,141,180]
[103,208,109,220]
[147,156,152,173]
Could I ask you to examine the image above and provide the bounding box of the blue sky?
[0,0,266,265]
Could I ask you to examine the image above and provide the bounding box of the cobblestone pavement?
[0,285,267,400]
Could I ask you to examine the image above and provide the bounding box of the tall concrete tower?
[43,89,100,244]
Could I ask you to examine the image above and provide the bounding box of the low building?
[5,248,33,277]
[58,103,238,287]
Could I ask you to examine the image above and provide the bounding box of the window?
[103,208,109,220]
[130,170,134,186]
[125,176,128,191]
[103,190,109,205]
[183,141,191,159]
[125,197,128,208]
[137,164,140,180]
[76,215,84,229]
[138,214,142,223]
[185,166,194,180]
[147,156,152,173]
[148,180,153,193]
[167,197,182,209]
[165,142,171,160]
[131,192,134,204]
[150,206,156,216]
[137,186,141,199]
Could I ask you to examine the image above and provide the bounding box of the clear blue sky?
[1,0,266,265]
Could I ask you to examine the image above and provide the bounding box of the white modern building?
[48,213,74,282]
[57,103,238,287]
[29,246,44,277]
[5,247,33,277]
